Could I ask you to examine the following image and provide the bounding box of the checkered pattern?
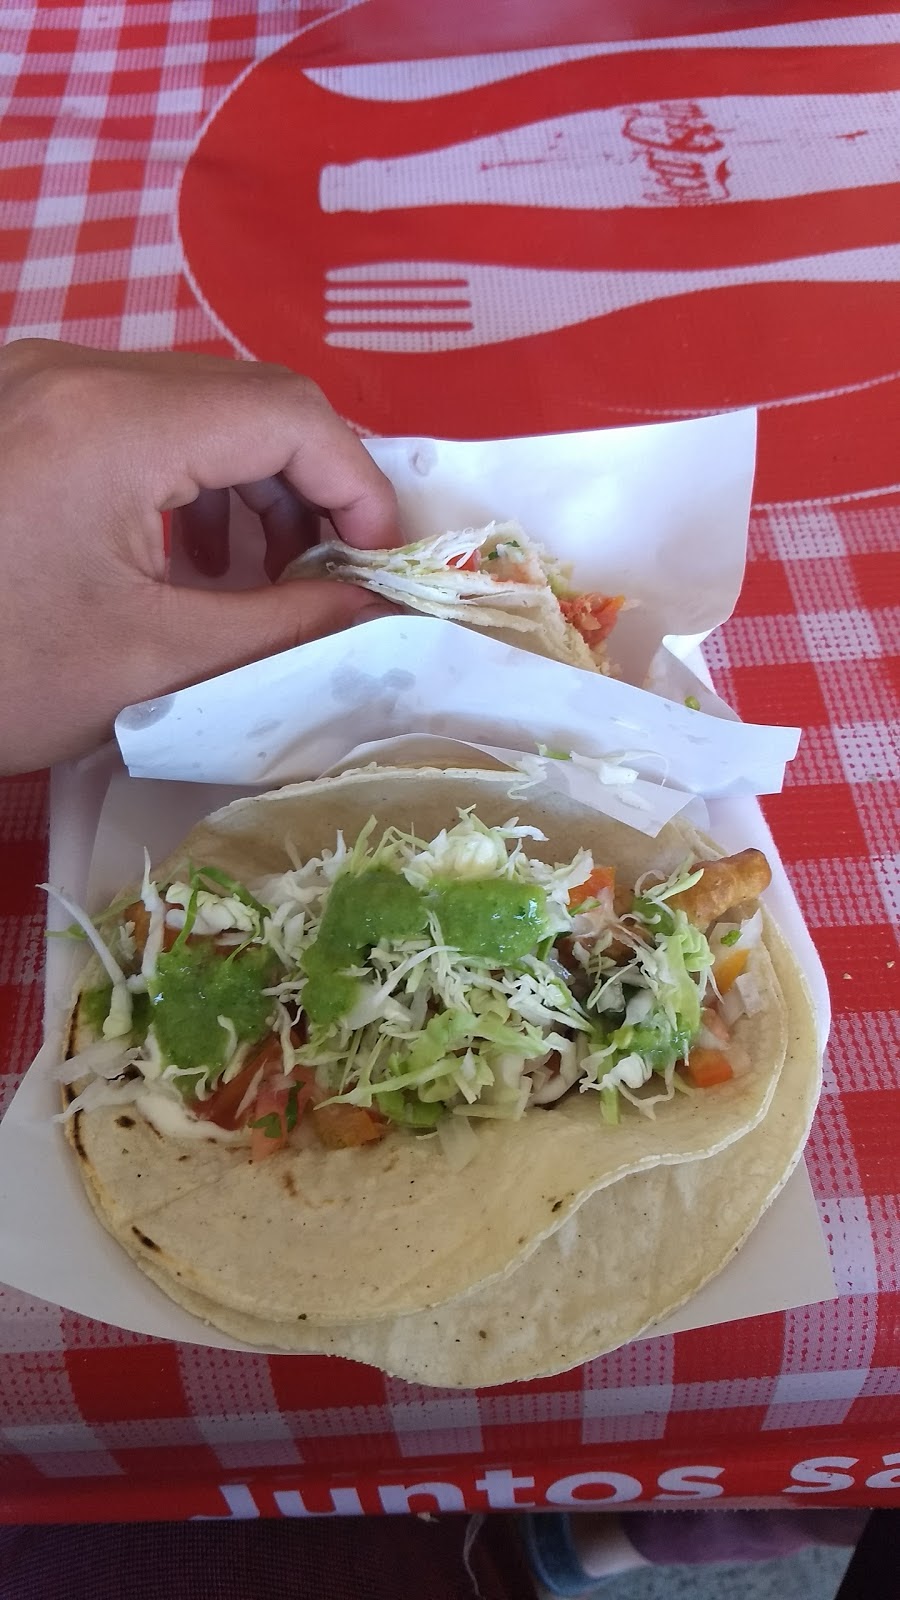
[1,1,356,352]
[1,1,899,1518]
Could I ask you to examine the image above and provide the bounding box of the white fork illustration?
[325,242,900,352]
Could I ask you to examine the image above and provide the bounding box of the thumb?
[150,579,399,694]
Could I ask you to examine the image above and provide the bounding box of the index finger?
[276,384,401,550]
[20,345,402,551]
[164,366,401,551]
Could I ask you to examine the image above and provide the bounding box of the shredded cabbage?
[54,811,747,1138]
[139,849,167,981]
[435,1111,479,1171]
[102,980,133,1041]
[40,884,126,988]
[53,1037,136,1086]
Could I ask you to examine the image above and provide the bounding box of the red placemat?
[0,0,898,1518]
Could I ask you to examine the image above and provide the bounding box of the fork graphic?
[325,242,900,352]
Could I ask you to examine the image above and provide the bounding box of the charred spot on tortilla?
[282,1172,297,1197]
[131,1228,160,1252]
[116,1115,135,1129]
[70,1110,86,1162]
[551,1199,564,1213]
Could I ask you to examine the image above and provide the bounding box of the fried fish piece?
[669,849,772,930]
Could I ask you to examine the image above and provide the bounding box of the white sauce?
[135,1091,246,1144]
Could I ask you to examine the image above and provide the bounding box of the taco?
[56,767,788,1327]
[104,919,821,1381]
[284,522,626,673]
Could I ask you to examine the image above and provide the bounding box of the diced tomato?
[198,1036,283,1130]
[568,864,615,907]
[447,550,481,573]
[291,1063,323,1121]
[249,1080,294,1161]
[313,1102,387,1150]
[714,947,749,995]
[560,593,626,646]
[684,1048,734,1089]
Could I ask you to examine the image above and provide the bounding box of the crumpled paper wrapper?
[122,409,797,808]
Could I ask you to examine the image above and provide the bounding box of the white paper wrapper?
[116,618,799,815]
[119,410,799,803]
[362,413,757,681]
[322,731,707,836]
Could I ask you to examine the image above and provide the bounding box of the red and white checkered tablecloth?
[1,0,899,1521]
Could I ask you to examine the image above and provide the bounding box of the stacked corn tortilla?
[64,768,820,1385]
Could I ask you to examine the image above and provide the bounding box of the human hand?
[0,340,401,774]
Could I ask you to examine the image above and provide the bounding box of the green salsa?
[318,868,428,955]
[81,982,151,1043]
[149,942,277,1076]
[600,1017,693,1075]
[301,944,360,1028]
[81,982,113,1034]
[301,867,548,1027]
[430,879,547,964]
[302,868,429,1026]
